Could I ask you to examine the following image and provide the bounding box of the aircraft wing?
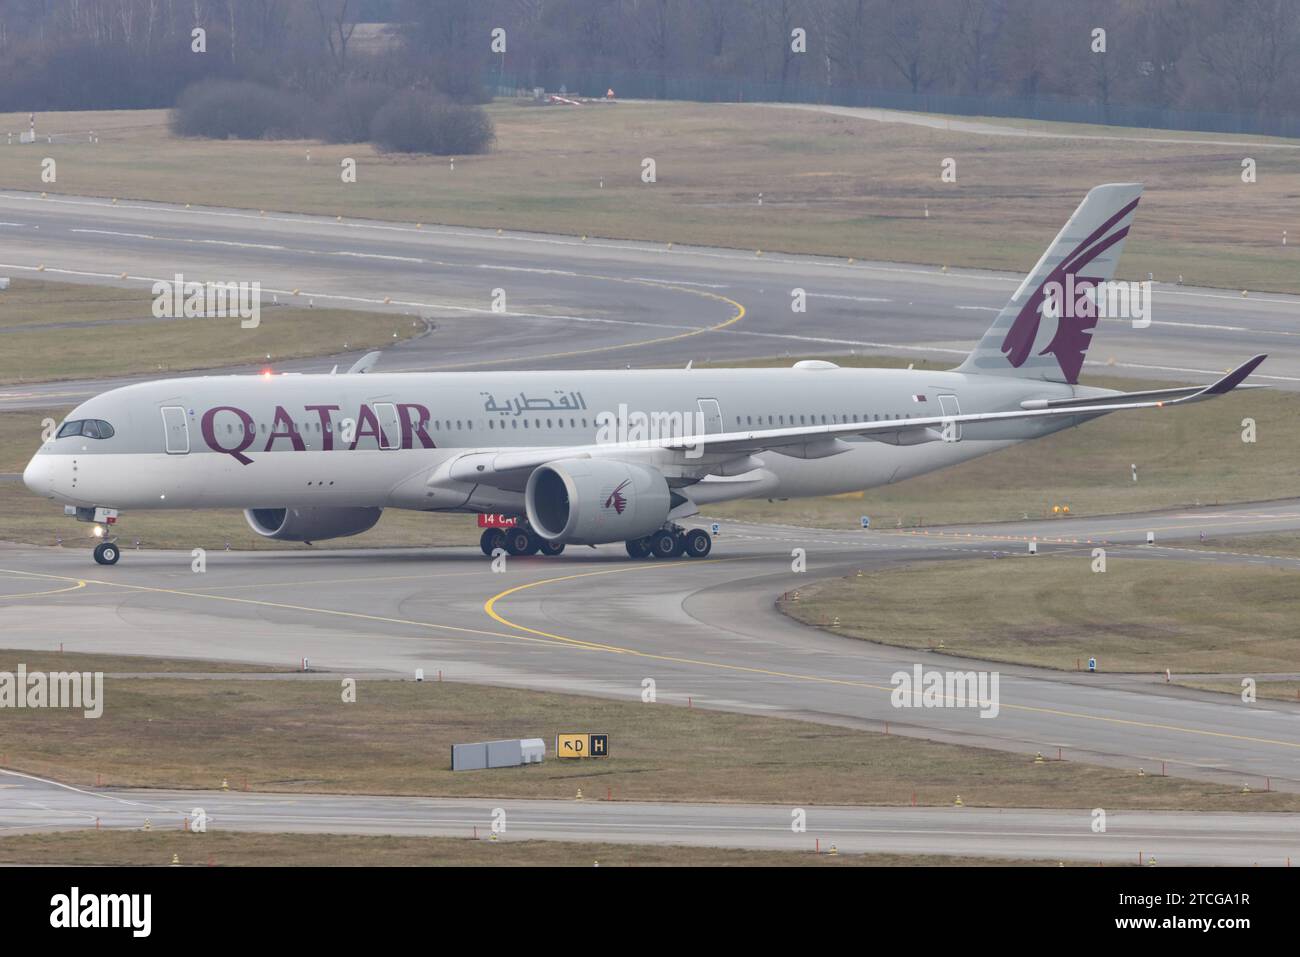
[440,355,1265,486]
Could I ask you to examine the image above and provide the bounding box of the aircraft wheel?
[93,541,120,566]
[625,538,651,559]
[650,529,679,559]
[539,539,566,556]
[480,528,506,556]
[683,528,712,558]
[504,528,535,556]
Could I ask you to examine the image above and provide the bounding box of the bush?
[317,81,395,143]
[369,91,495,155]
[170,79,311,139]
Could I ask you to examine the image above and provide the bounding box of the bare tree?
[950,0,1002,95]
[314,0,357,76]
[876,0,939,94]
[821,0,872,89]
[1197,0,1300,110]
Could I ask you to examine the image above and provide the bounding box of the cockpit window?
[56,419,115,440]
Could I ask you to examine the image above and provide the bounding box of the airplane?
[22,183,1266,566]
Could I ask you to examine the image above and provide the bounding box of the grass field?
[1182,534,1300,559]
[781,553,1300,674]
[1175,680,1299,702]
[0,651,1292,811]
[0,830,1066,867]
[0,278,421,384]
[2,103,1297,292]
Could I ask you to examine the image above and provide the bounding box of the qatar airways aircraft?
[23,183,1265,565]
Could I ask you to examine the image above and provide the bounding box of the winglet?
[1195,354,1267,397]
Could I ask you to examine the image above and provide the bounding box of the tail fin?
[956,183,1142,384]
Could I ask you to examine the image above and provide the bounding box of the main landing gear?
[479,526,565,558]
[479,523,713,560]
[625,525,712,560]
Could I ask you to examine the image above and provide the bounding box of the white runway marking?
[70,228,154,239]
[1151,320,1247,332]
[808,293,893,303]
[332,251,424,263]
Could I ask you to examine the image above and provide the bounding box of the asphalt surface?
[1,189,1299,415]
[2,502,1297,799]
[2,770,1295,865]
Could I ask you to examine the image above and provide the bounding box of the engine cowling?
[526,459,670,545]
[244,506,382,543]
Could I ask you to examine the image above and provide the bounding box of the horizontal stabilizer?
[347,351,382,375]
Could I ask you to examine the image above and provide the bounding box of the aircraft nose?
[22,453,52,495]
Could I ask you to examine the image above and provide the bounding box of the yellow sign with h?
[556,733,609,758]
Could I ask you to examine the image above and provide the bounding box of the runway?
[2,502,1298,795]
[2,770,1295,865]
[1,189,1299,415]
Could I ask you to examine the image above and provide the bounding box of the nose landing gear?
[63,507,123,565]
[93,540,120,565]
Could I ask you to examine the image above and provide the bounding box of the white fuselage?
[23,364,1097,516]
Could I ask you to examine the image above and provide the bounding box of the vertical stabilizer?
[956,183,1142,384]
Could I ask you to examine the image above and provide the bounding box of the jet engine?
[525,459,670,545]
[244,506,382,543]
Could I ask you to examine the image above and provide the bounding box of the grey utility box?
[452,738,546,771]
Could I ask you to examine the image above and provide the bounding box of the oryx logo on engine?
[603,480,630,514]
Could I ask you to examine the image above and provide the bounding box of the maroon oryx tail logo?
[604,480,630,514]
[1000,195,1139,384]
